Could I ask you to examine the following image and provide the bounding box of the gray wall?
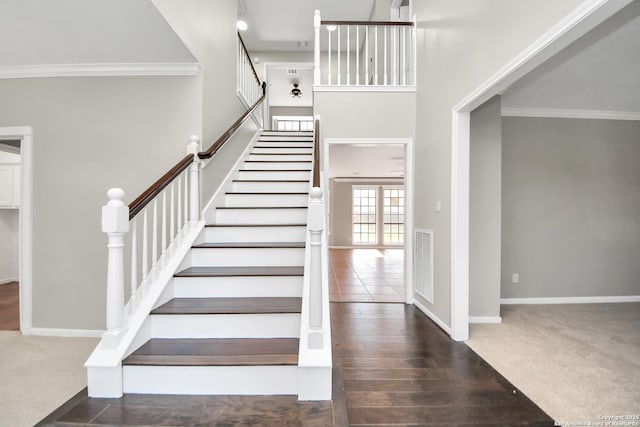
[412,0,586,325]
[0,76,201,330]
[502,117,640,298]
[329,178,403,247]
[270,107,314,127]
[469,96,501,318]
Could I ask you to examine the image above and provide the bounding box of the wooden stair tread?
[175,266,304,277]
[253,146,312,149]
[216,206,307,209]
[250,153,312,156]
[225,192,308,195]
[193,242,304,249]
[152,297,302,315]
[232,179,309,182]
[245,160,312,163]
[123,338,299,366]
[239,169,311,172]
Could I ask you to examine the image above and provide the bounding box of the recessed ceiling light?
[326,25,337,32]
[237,20,248,31]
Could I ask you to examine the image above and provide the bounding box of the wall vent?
[286,68,299,76]
[414,229,434,303]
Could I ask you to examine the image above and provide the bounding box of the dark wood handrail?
[198,92,265,160]
[238,32,261,86]
[129,154,193,220]
[128,86,266,219]
[313,119,320,188]
[321,20,414,27]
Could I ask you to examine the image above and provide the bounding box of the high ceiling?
[328,144,405,178]
[502,0,640,114]
[238,0,375,51]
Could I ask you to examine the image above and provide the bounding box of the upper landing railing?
[313,10,416,87]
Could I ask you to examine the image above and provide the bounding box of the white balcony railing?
[313,10,416,87]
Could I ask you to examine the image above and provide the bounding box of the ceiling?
[328,144,405,178]
[502,0,640,113]
[238,0,375,51]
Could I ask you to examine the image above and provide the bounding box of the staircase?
[119,130,315,395]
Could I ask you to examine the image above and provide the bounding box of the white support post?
[314,10,321,85]
[308,187,324,329]
[374,26,379,85]
[101,188,129,348]
[187,135,201,222]
[347,26,350,85]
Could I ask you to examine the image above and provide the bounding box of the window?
[352,187,377,244]
[383,187,404,244]
[272,116,313,131]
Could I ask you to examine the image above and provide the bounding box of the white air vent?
[414,229,433,303]
[286,68,299,76]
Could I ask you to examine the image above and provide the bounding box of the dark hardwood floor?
[0,281,19,330]
[38,302,553,426]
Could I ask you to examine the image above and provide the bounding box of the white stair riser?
[243,161,311,170]
[248,154,311,161]
[174,276,303,298]
[216,208,307,224]
[190,247,304,267]
[205,225,306,242]
[150,313,301,338]
[259,134,312,139]
[225,193,308,207]
[232,181,309,192]
[255,142,313,148]
[252,147,313,154]
[237,171,310,181]
[123,365,298,395]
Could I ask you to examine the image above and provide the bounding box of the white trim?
[0,277,18,285]
[0,63,200,79]
[0,126,32,335]
[333,177,404,183]
[469,316,502,324]
[31,328,104,338]
[413,298,452,334]
[450,0,634,345]
[324,137,414,304]
[313,85,416,93]
[501,107,640,121]
[501,295,640,305]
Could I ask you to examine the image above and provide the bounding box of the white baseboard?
[0,277,18,285]
[469,316,502,324]
[30,328,104,338]
[500,295,640,305]
[413,299,452,335]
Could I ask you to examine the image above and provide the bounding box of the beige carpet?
[0,331,98,427]
[467,303,640,425]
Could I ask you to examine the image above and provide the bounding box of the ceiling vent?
[286,68,299,76]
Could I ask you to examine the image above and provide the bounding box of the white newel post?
[187,135,201,222]
[308,187,324,329]
[101,188,129,347]
[314,10,321,85]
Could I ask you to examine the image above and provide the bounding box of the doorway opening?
[0,127,32,334]
[324,138,413,304]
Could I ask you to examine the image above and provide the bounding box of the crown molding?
[502,107,640,121]
[0,63,200,79]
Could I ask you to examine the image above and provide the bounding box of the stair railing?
[298,117,332,400]
[237,33,264,127]
[313,10,416,86]
[100,86,266,351]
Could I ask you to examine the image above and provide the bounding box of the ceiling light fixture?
[326,25,337,32]
[291,83,302,98]
[236,20,248,31]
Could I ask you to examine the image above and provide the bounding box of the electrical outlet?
[512,273,519,284]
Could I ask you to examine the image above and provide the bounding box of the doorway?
[0,127,32,334]
[324,138,414,304]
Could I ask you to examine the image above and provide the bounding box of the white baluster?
[347,25,350,85]
[365,26,369,85]
[101,188,129,346]
[328,26,332,85]
[141,209,148,294]
[188,135,201,222]
[151,199,158,267]
[384,27,388,85]
[183,167,189,222]
[309,187,324,329]
[161,190,167,258]
[402,26,407,85]
[177,176,182,232]
[374,26,379,85]
[356,25,360,85]
[170,182,175,243]
[130,218,137,314]
[393,26,398,85]
[314,10,321,85]
[337,26,341,85]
